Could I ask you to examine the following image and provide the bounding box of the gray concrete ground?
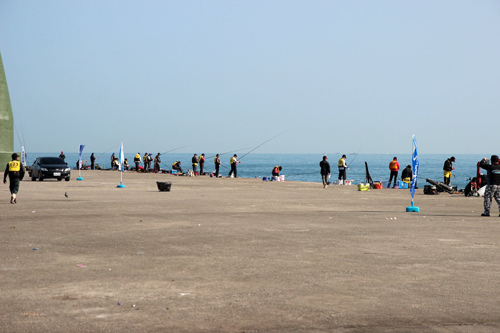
[1,171,499,333]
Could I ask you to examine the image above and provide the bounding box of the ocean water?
[26,152,489,189]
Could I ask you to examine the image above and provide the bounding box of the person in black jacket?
[443,156,455,186]
[479,155,500,217]
[319,155,331,189]
[401,165,412,182]
[3,153,25,204]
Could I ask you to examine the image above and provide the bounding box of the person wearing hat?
[443,156,456,186]
[479,155,500,217]
[228,154,240,178]
[3,153,25,204]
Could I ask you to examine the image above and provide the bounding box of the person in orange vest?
[388,157,400,188]
[3,153,25,204]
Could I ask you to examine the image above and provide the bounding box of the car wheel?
[65,177,70,181]
[57,178,62,181]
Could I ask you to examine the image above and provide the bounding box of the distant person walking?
[479,155,500,217]
[198,154,206,175]
[192,154,198,175]
[214,154,221,177]
[338,154,348,185]
[228,154,240,178]
[3,153,25,204]
[319,155,331,189]
[443,156,455,186]
[134,152,141,172]
[59,151,65,162]
[388,157,400,188]
[90,153,96,170]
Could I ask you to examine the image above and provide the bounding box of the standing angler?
[388,157,400,188]
[214,154,221,177]
[479,155,500,217]
[338,154,348,185]
[3,153,25,204]
[198,153,206,175]
[192,154,198,175]
[228,154,240,178]
[443,156,455,186]
[134,152,141,172]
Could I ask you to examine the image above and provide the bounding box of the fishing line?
[207,147,253,160]
[238,131,286,161]
[346,147,362,168]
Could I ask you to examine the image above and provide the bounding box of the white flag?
[119,142,124,172]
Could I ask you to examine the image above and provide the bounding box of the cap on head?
[491,155,499,163]
[12,153,18,159]
[450,156,456,162]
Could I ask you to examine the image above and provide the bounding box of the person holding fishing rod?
[214,154,221,177]
[338,155,348,185]
[443,156,455,186]
[228,154,240,178]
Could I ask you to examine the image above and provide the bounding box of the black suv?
[30,157,71,181]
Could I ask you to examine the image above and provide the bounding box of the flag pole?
[117,142,126,188]
[77,144,85,181]
[406,135,420,212]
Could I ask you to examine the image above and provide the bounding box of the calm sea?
[26,152,489,189]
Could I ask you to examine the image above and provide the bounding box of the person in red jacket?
[388,157,400,188]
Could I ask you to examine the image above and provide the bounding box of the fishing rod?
[207,147,253,160]
[238,131,286,161]
[161,145,193,155]
[346,148,362,168]
[96,144,120,159]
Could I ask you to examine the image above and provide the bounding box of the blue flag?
[78,144,85,168]
[410,136,419,201]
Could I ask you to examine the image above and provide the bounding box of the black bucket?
[157,181,172,192]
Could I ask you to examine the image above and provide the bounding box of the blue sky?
[1,0,499,155]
